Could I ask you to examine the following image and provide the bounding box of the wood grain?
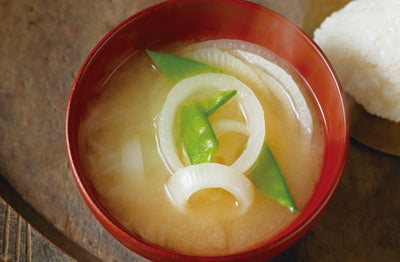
[1,196,76,262]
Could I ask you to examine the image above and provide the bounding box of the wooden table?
[1,0,399,261]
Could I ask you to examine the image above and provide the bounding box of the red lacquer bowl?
[65,0,349,261]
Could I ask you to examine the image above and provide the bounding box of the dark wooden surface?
[1,0,399,261]
[1,195,73,262]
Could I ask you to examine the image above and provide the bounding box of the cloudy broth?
[79,40,325,256]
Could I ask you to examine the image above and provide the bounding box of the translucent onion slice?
[165,163,254,212]
[157,73,265,174]
[182,39,252,54]
[232,49,313,136]
[121,138,144,178]
[85,138,144,178]
[182,39,274,60]
[211,119,249,137]
[183,47,265,91]
[184,39,313,136]
[79,106,108,154]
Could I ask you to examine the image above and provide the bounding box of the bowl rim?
[65,0,349,261]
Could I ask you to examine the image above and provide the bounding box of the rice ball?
[313,0,400,122]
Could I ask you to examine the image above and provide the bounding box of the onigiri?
[313,0,400,122]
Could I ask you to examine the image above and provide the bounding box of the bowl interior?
[66,0,348,261]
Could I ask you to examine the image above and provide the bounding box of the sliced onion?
[183,39,277,60]
[121,138,144,178]
[211,119,249,137]
[87,152,118,176]
[183,47,265,91]
[157,73,265,174]
[79,106,108,154]
[184,39,313,137]
[165,163,254,212]
[232,49,313,136]
[85,137,144,178]
[182,39,254,54]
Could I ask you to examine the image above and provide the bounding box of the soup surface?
[79,39,325,256]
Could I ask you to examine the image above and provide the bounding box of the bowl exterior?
[66,0,349,261]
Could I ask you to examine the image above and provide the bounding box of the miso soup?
[79,39,325,256]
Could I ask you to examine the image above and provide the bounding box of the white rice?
[313,0,400,122]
